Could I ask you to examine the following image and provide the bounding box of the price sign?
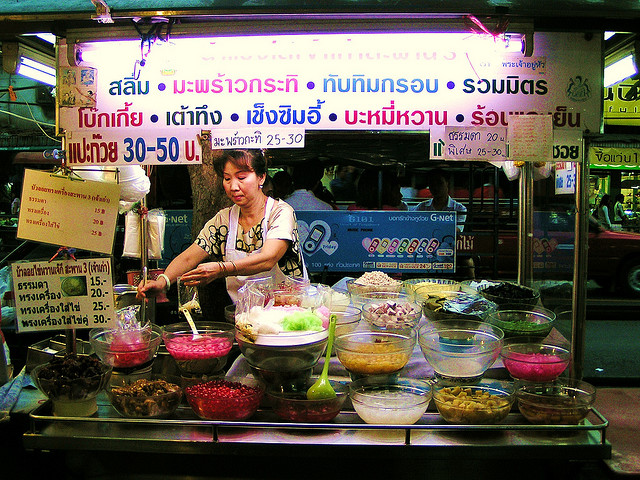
[65,128,305,166]
[12,257,116,333]
[17,169,120,255]
[444,127,507,161]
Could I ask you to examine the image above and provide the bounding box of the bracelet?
[157,273,171,291]
[229,260,237,274]
[218,261,227,276]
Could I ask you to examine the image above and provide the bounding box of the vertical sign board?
[296,210,457,273]
[17,169,121,255]
[159,210,194,268]
[12,257,116,333]
[555,162,577,194]
[57,32,601,166]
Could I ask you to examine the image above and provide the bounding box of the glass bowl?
[403,278,461,303]
[346,277,403,298]
[90,324,162,370]
[334,330,416,376]
[432,380,515,424]
[266,377,349,422]
[501,341,571,381]
[477,281,541,308]
[515,378,596,424]
[361,299,422,330]
[418,320,504,384]
[31,354,112,417]
[162,322,235,376]
[334,306,362,338]
[184,376,265,420]
[422,291,497,322]
[350,290,413,310]
[486,307,556,339]
[106,374,182,418]
[349,377,432,425]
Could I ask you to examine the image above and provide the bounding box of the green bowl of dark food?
[486,307,556,339]
[478,282,540,308]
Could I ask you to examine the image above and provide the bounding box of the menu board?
[296,210,457,273]
[508,114,554,162]
[12,257,116,333]
[444,127,507,161]
[17,169,121,255]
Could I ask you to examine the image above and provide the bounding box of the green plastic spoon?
[307,314,338,400]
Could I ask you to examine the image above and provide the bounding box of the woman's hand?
[136,278,165,300]
[179,262,224,286]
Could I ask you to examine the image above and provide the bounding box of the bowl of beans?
[477,281,540,308]
[349,377,432,425]
[107,375,182,418]
[90,324,162,370]
[184,376,265,421]
[486,307,556,339]
[162,322,235,377]
[418,320,504,384]
[432,380,515,424]
[501,341,571,382]
[334,330,416,376]
[266,377,349,422]
[515,378,596,425]
[362,299,422,331]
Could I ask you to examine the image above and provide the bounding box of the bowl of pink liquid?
[501,341,571,382]
[90,324,162,370]
[162,322,235,376]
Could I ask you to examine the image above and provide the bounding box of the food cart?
[1,12,611,478]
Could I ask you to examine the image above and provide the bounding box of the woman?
[596,194,612,230]
[614,193,625,225]
[137,149,307,304]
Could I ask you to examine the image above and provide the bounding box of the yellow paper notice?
[17,169,121,255]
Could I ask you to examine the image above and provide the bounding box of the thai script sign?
[58,32,601,165]
[12,257,116,333]
[589,146,640,167]
[17,169,120,255]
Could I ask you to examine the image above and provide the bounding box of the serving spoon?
[178,278,201,339]
[307,314,337,400]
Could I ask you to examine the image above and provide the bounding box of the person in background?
[613,193,626,225]
[330,165,357,201]
[262,175,275,198]
[285,162,334,211]
[347,169,408,211]
[416,168,467,232]
[138,149,307,304]
[272,170,293,200]
[597,194,612,230]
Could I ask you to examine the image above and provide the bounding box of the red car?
[462,211,640,297]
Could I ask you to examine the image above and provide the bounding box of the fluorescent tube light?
[16,56,56,86]
[604,53,637,88]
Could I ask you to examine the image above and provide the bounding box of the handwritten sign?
[17,169,121,255]
[444,127,507,161]
[12,257,116,333]
[508,114,554,162]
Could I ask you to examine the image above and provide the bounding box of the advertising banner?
[296,210,457,273]
[58,32,601,165]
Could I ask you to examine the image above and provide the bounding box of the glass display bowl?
[403,278,461,303]
[349,290,411,310]
[334,330,416,376]
[418,320,504,384]
[361,299,422,331]
[349,377,432,425]
[477,281,541,308]
[266,377,349,422]
[486,307,556,339]
[184,376,265,421]
[515,378,596,424]
[31,355,112,417]
[106,374,182,418]
[422,291,497,322]
[162,322,235,377]
[90,324,162,370]
[501,341,571,381]
[432,380,515,424]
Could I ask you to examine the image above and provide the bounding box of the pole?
[517,162,534,286]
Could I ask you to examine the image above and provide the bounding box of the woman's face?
[222,161,265,207]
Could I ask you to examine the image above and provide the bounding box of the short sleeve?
[265,200,296,242]
[195,208,230,258]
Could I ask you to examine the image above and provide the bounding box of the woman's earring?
[259,184,264,189]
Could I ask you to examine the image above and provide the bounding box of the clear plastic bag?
[122,209,166,259]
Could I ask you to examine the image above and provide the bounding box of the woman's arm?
[137,243,209,298]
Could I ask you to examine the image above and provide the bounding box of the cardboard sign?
[17,169,120,255]
[444,127,507,161]
[12,257,116,333]
[508,114,554,162]
[296,210,457,273]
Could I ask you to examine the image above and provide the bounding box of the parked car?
[463,211,640,297]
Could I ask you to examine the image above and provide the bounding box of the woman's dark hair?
[615,193,625,203]
[214,149,268,177]
[598,194,610,208]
